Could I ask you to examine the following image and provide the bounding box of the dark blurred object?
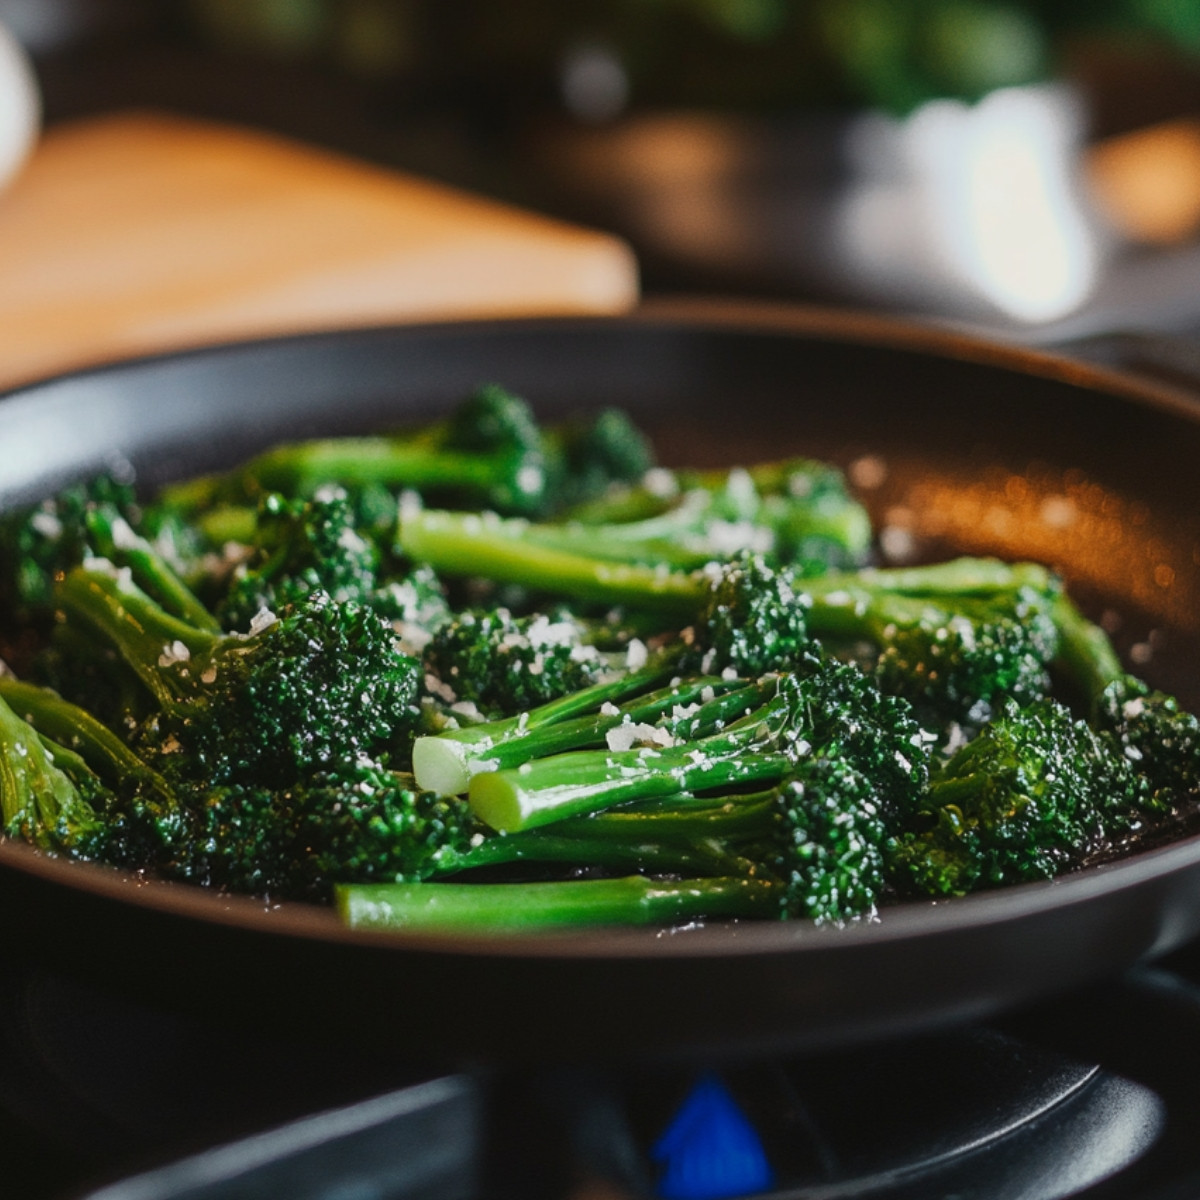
[171,0,1200,121]
[5,0,1200,334]
[9,0,1200,133]
[0,0,155,54]
[525,83,1117,326]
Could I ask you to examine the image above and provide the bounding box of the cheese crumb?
[157,640,191,667]
[248,607,278,636]
[424,674,457,704]
[606,722,676,752]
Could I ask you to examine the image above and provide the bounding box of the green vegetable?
[2,387,1196,936]
[412,662,746,797]
[56,566,419,788]
[422,606,612,718]
[0,682,188,867]
[890,696,1166,895]
[337,874,778,932]
[803,557,1061,730]
[0,691,109,857]
[217,487,380,631]
[395,458,871,609]
[339,751,895,930]
[467,660,928,833]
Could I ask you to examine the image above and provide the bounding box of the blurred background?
[2,0,1200,344]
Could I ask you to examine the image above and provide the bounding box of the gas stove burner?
[58,1027,1162,1200]
[1,963,1198,1199]
[527,1030,1162,1199]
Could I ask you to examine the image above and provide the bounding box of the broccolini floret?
[0,474,139,622]
[1096,677,1200,807]
[764,756,890,921]
[544,407,656,510]
[57,566,420,788]
[889,697,1164,896]
[803,558,1060,732]
[217,488,379,631]
[422,606,612,718]
[161,766,477,897]
[1052,592,1200,808]
[684,552,814,677]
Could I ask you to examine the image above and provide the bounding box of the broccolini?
[56,566,420,788]
[1,383,1195,937]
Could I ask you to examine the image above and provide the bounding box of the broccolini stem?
[397,509,702,613]
[0,678,176,808]
[241,437,522,497]
[193,503,258,548]
[337,874,779,931]
[468,728,788,833]
[559,458,873,566]
[798,558,1055,639]
[412,651,689,795]
[1051,593,1125,710]
[439,829,748,879]
[155,434,479,509]
[0,695,84,850]
[490,492,719,571]
[807,558,1054,598]
[413,670,748,796]
[83,508,220,632]
[57,567,221,708]
[557,789,779,843]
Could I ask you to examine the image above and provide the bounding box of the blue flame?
[651,1073,774,1199]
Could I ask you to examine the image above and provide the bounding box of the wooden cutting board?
[0,111,639,391]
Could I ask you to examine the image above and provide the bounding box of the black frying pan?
[3,300,1200,1066]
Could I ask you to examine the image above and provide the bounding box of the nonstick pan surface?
[3,300,1200,1065]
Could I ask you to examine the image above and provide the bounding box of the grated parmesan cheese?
[606,722,676,752]
[29,511,63,539]
[157,640,191,667]
[424,674,457,704]
[248,607,278,636]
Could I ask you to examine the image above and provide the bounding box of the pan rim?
[1,824,1197,962]
[4,295,1198,422]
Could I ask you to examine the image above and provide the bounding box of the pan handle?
[1050,330,1200,398]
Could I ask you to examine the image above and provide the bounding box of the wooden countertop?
[0,111,639,391]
